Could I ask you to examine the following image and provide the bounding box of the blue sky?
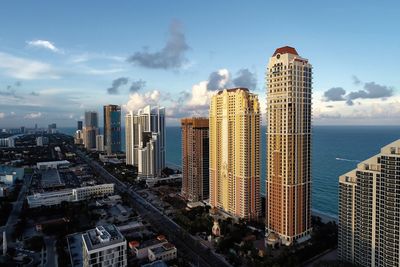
[0,0,399,127]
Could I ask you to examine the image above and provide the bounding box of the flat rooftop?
[82,225,125,251]
[41,169,63,188]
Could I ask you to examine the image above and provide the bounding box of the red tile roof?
[272,46,299,56]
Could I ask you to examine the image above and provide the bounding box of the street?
[74,148,231,267]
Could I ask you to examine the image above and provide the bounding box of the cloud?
[123,90,161,112]
[130,80,146,93]
[107,77,129,95]
[0,52,59,80]
[323,87,346,101]
[27,39,61,53]
[0,112,5,119]
[322,80,395,105]
[127,20,190,69]
[24,112,42,119]
[207,69,230,90]
[352,75,361,85]
[232,68,257,90]
[0,84,23,99]
[30,91,40,96]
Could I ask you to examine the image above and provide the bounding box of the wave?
[335,157,360,163]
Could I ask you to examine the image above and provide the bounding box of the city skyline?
[0,1,399,128]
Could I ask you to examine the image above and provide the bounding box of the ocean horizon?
[60,125,400,219]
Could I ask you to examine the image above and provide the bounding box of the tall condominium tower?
[265,46,312,246]
[125,106,165,179]
[181,117,209,202]
[103,104,121,154]
[83,111,99,150]
[338,140,400,267]
[77,121,83,131]
[209,88,261,220]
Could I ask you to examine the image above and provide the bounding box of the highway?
[73,147,231,267]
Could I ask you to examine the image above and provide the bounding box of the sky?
[0,0,399,128]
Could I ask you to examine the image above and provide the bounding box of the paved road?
[0,174,32,244]
[73,147,231,267]
[44,236,57,267]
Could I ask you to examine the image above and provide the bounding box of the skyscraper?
[77,121,83,131]
[338,140,400,267]
[181,117,209,202]
[125,106,165,180]
[96,134,104,152]
[103,104,121,154]
[265,46,312,246]
[83,111,99,150]
[209,88,261,220]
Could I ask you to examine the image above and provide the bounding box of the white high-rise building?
[96,135,105,152]
[338,139,400,267]
[125,106,165,180]
[82,225,127,267]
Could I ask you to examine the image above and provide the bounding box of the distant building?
[96,135,105,152]
[125,106,165,180]
[338,139,400,267]
[181,117,209,202]
[77,121,83,131]
[26,183,114,208]
[75,130,84,145]
[36,136,49,146]
[0,136,15,148]
[48,123,57,134]
[209,88,261,220]
[36,160,70,170]
[20,126,25,134]
[82,225,127,267]
[103,105,121,154]
[265,46,312,246]
[83,111,99,150]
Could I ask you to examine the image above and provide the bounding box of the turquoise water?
[60,126,400,218]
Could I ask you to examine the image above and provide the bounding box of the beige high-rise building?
[338,140,400,267]
[265,46,312,246]
[209,88,261,220]
[181,117,209,202]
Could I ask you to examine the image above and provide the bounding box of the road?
[44,236,57,267]
[73,147,231,267]
[0,174,32,244]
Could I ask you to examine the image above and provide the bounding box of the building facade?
[209,88,261,220]
[338,140,400,267]
[125,106,165,180]
[83,111,99,150]
[265,46,312,246]
[181,118,209,202]
[96,135,105,152]
[103,105,121,154]
[82,225,127,267]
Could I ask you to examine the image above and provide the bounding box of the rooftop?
[217,87,249,95]
[82,225,125,251]
[272,46,299,56]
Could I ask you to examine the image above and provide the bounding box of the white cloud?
[0,112,5,119]
[0,52,59,80]
[27,39,61,53]
[123,90,161,112]
[24,112,42,119]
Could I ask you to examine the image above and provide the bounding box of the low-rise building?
[82,225,127,267]
[36,136,49,146]
[148,243,177,262]
[37,160,70,170]
[26,184,114,208]
[131,236,168,259]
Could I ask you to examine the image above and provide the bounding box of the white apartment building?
[125,106,165,180]
[82,225,127,267]
[338,139,400,267]
[36,160,70,170]
[96,134,105,152]
[26,184,114,208]
[36,136,49,146]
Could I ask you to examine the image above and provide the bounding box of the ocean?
[60,126,400,219]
